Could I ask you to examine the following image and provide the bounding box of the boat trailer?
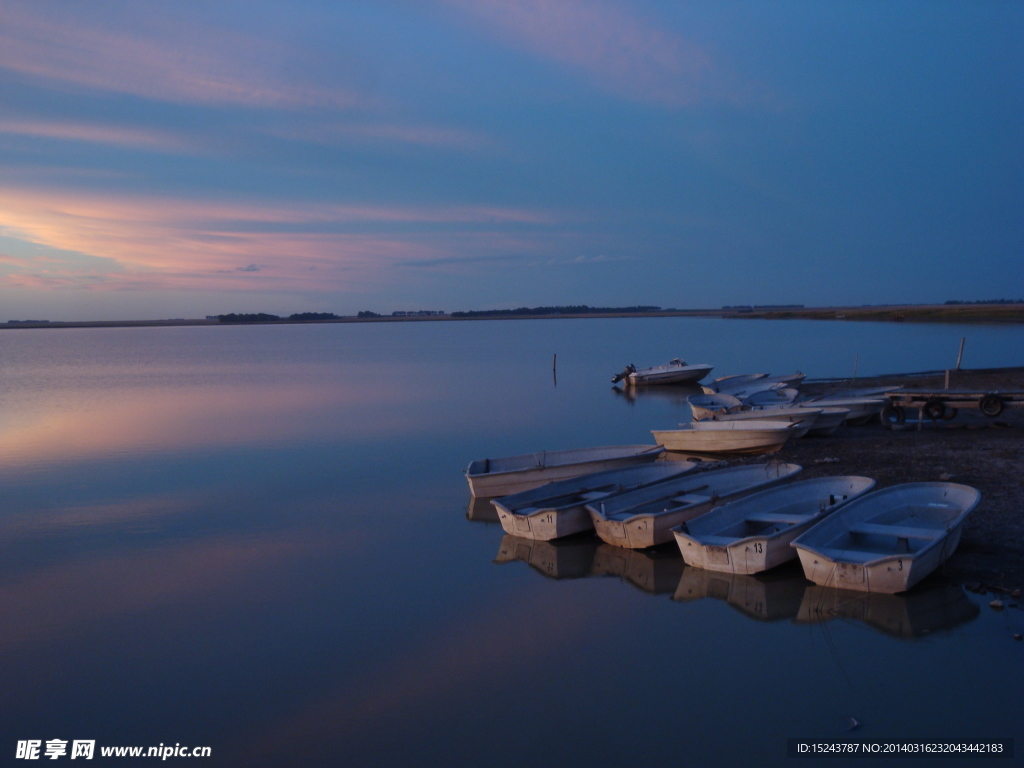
[880,389,1024,429]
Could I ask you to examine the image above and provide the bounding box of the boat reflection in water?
[611,383,705,408]
[673,563,808,622]
[494,534,599,580]
[492,533,981,637]
[467,496,501,523]
[590,543,685,595]
[493,535,683,593]
[795,581,980,639]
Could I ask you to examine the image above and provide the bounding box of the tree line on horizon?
[944,298,1023,305]
[449,305,661,318]
[216,312,339,323]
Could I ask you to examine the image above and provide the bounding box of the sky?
[0,0,1021,320]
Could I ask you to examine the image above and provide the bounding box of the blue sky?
[0,0,1020,319]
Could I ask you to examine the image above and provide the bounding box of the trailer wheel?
[942,407,958,421]
[923,399,946,420]
[979,394,1004,417]
[880,404,905,428]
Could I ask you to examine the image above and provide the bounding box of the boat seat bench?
[669,494,711,505]
[744,512,815,525]
[848,523,942,540]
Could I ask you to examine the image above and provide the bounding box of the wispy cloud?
[271,121,494,152]
[440,0,714,106]
[0,120,190,152]
[0,2,364,109]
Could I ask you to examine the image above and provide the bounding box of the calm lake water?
[1,318,1021,766]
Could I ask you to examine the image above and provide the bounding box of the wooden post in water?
[955,337,965,370]
[552,353,557,386]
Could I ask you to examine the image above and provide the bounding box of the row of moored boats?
[466,446,979,594]
[635,364,897,454]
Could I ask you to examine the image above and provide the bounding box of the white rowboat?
[804,406,850,436]
[673,476,876,574]
[493,461,697,540]
[743,387,800,407]
[586,463,802,548]
[710,373,769,390]
[711,372,805,394]
[799,397,884,425]
[465,444,664,497]
[696,407,823,439]
[687,392,744,420]
[652,420,797,455]
[791,482,981,593]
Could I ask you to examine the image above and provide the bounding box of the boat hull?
[465,445,663,497]
[495,504,592,540]
[493,462,696,540]
[587,463,803,549]
[699,407,821,439]
[793,524,966,594]
[674,476,875,574]
[804,407,849,436]
[591,505,711,549]
[627,364,713,387]
[676,528,808,575]
[652,425,793,455]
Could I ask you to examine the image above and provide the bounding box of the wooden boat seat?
[848,523,941,540]
[579,491,611,501]
[670,494,711,506]
[744,511,815,525]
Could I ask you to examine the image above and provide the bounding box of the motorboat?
[612,359,713,387]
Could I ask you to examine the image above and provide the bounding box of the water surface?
[0,318,1021,766]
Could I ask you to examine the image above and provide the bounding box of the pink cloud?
[0,186,562,293]
[440,0,714,106]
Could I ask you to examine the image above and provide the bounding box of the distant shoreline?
[2,303,1022,330]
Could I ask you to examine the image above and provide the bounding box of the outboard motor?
[611,363,636,384]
